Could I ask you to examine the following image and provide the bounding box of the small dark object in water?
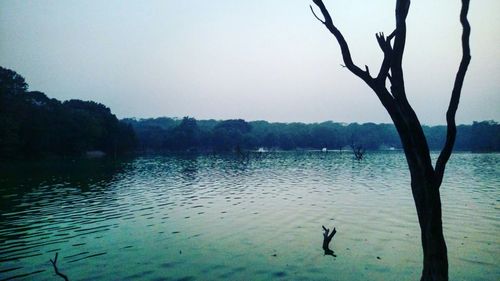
[377,256,381,260]
[322,225,337,257]
[272,254,277,257]
[350,143,365,160]
[50,252,69,281]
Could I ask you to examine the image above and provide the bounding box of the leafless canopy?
[310,0,471,186]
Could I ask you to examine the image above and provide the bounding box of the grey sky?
[1,0,498,125]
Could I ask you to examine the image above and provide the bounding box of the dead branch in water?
[350,143,365,160]
[322,225,337,256]
[50,252,69,281]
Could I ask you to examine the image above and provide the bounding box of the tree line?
[123,117,499,153]
[0,66,136,159]
[1,66,498,159]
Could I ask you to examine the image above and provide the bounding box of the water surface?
[0,152,498,280]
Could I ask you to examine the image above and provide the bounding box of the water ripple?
[0,152,498,280]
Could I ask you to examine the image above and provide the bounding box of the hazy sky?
[1,0,499,125]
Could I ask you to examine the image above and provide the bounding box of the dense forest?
[123,117,500,153]
[0,66,136,159]
[1,66,498,159]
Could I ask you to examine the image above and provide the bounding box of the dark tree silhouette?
[310,0,471,280]
[350,142,365,161]
[322,225,337,256]
[0,66,137,159]
[50,253,69,281]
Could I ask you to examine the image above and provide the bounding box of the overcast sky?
[1,0,499,125]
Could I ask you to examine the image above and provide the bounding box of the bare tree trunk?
[309,1,470,279]
[411,175,447,281]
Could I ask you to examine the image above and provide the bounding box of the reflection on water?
[0,152,498,280]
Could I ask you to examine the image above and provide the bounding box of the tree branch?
[435,0,471,187]
[389,0,410,103]
[310,0,397,118]
[375,32,393,82]
[309,5,325,24]
[50,253,69,281]
[310,0,371,82]
[322,225,337,256]
[387,0,435,172]
[387,30,396,41]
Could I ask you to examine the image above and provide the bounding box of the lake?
[0,152,498,280]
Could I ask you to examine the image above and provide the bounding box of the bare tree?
[350,142,365,160]
[310,0,471,280]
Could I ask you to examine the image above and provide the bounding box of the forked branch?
[435,0,471,187]
[322,225,337,256]
[351,143,365,160]
[310,0,396,109]
[389,0,411,102]
[310,0,371,82]
[375,31,395,82]
[50,253,69,281]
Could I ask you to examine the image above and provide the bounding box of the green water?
[0,152,498,280]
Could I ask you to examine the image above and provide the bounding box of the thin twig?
[50,253,69,281]
[309,5,325,24]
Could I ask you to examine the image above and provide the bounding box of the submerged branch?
[322,225,337,256]
[350,143,365,161]
[50,253,69,281]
